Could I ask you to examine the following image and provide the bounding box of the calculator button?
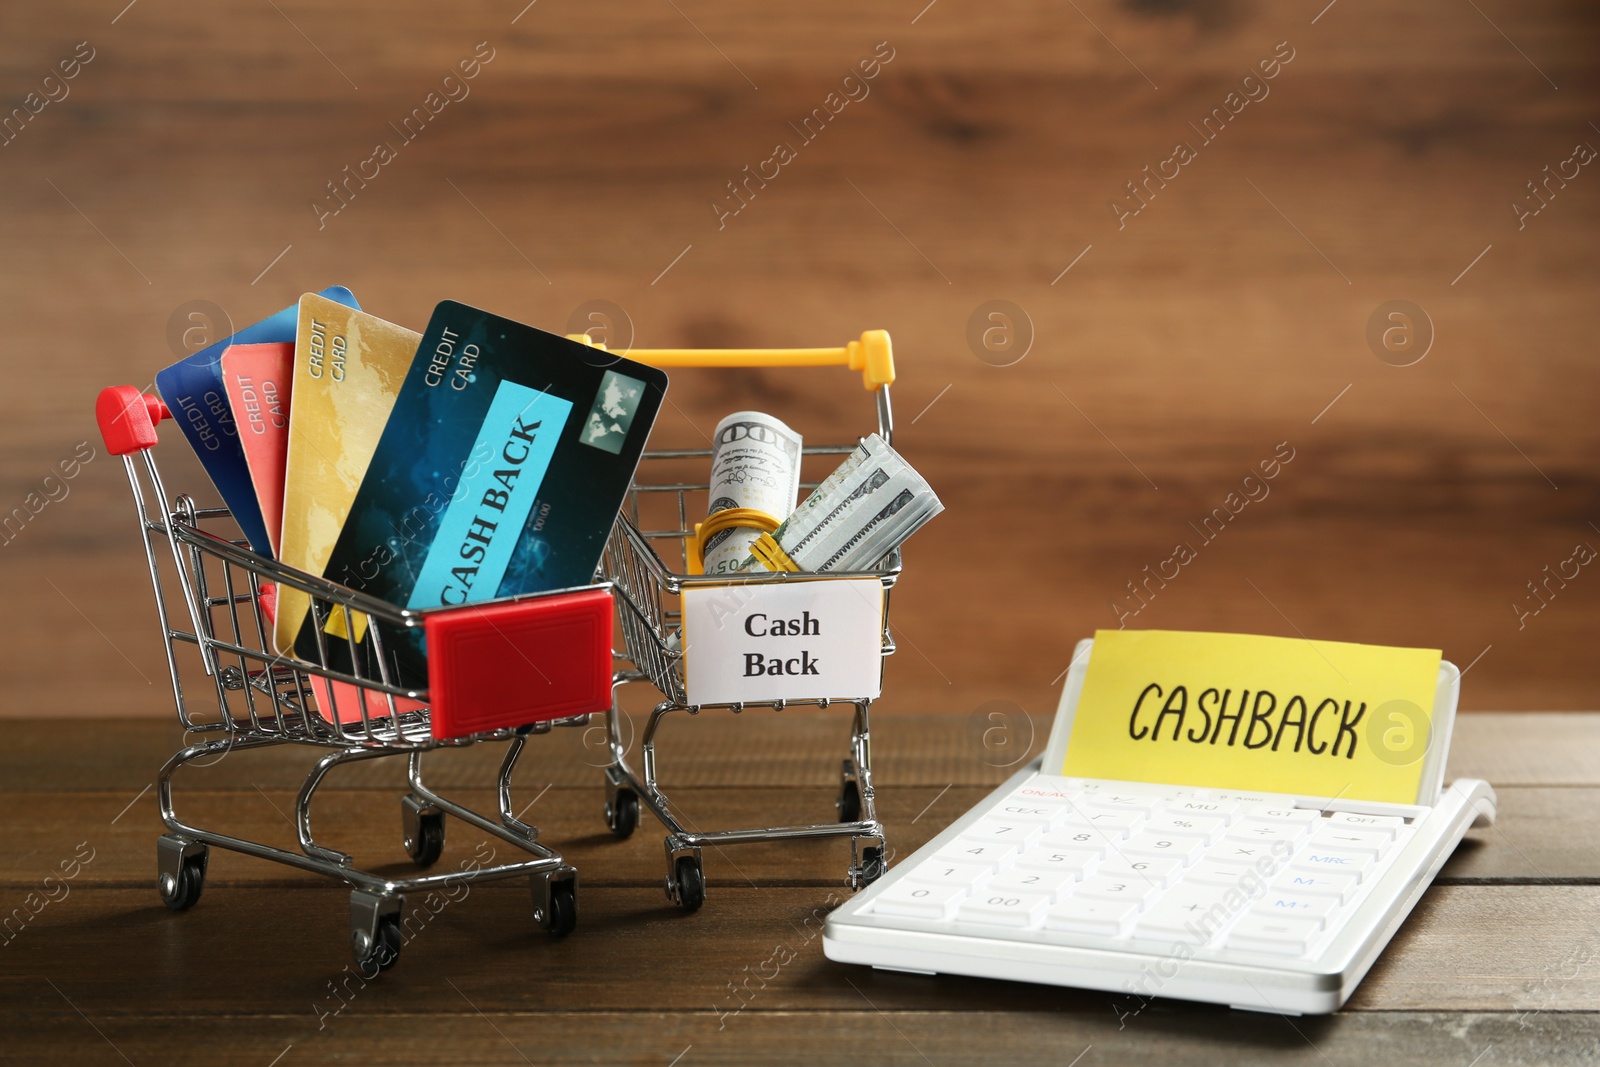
[1308,828,1390,858]
[957,891,1050,928]
[1162,882,1236,913]
[1014,846,1100,873]
[960,819,1044,846]
[1226,820,1310,846]
[1085,793,1164,812]
[1060,810,1145,837]
[996,801,1067,825]
[986,867,1080,900]
[1144,814,1226,843]
[1045,897,1140,937]
[1012,784,1081,802]
[1206,842,1279,865]
[1073,875,1162,906]
[905,861,992,888]
[1245,807,1321,826]
[1224,914,1323,956]
[1291,848,1375,880]
[1327,811,1406,835]
[1042,827,1118,854]
[1164,798,1242,822]
[1215,792,1276,806]
[873,881,968,920]
[1271,869,1360,903]
[1135,889,1232,940]
[935,841,1018,871]
[1188,859,1262,887]
[1120,833,1206,864]
[1096,856,1184,889]
[1251,893,1338,924]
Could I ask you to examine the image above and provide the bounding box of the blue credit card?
[155,286,360,555]
[308,300,668,684]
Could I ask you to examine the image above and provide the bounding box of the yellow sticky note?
[1061,630,1443,804]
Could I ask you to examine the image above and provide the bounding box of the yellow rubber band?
[749,532,801,573]
[688,507,781,574]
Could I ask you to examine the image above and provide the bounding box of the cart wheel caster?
[157,835,207,912]
[354,916,402,973]
[542,879,578,938]
[837,780,862,823]
[672,854,705,914]
[403,795,445,868]
[860,846,887,887]
[351,891,404,974]
[605,788,639,839]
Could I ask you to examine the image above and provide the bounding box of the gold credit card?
[273,293,420,654]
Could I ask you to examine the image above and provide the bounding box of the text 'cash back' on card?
[311,300,668,685]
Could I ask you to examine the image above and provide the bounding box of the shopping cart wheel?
[544,881,577,938]
[836,759,862,823]
[157,835,208,912]
[836,781,863,823]
[605,788,639,839]
[351,890,404,974]
[355,919,402,974]
[402,795,445,868]
[671,854,706,914]
[532,867,579,938]
[859,846,887,887]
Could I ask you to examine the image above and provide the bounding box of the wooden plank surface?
[7,1012,1597,1067]
[0,784,1593,890]
[4,886,1599,1016]
[1,717,1596,1063]
[1,717,1595,889]
[5,712,1599,794]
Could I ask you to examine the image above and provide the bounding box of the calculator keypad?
[868,780,1415,961]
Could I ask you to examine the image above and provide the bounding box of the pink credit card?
[219,343,293,554]
[257,583,425,727]
[219,344,422,723]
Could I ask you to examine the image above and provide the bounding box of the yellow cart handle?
[566,329,894,392]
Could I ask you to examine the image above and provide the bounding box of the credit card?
[311,300,668,684]
[258,579,426,729]
[155,286,359,555]
[275,294,421,658]
[219,343,293,554]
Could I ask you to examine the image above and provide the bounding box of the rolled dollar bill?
[746,434,942,573]
[699,411,803,575]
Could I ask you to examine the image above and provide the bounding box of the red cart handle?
[97,386,170,456]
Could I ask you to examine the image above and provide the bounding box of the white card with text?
[682,578,884,706]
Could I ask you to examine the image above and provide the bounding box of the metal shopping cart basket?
[95,385,616,971]
[573,331,903,912]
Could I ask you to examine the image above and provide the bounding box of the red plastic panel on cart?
[424,588,613,740]
[96,387,170,456]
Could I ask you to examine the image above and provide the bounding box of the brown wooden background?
[2,0,1597,718]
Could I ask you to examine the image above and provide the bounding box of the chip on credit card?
[310,300,668,683]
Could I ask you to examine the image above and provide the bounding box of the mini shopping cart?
[573,331,903,912]
[95,385,616,972]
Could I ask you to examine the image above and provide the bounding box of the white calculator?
[824,637,1497,1015]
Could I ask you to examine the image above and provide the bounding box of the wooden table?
[3,712,1597,1064]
